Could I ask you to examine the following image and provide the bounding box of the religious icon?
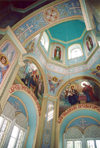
[0,53,9,84]
[25,41,35,53]
[86,35,93,51]
[54,46,61,61]
[18,60,44,105]
[82,82,96,102]
[59,79,100,116]
[48,75,62,93]
[91,64,100,78]
[64,84,79,105]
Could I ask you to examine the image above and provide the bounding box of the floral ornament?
[44,7,59,23]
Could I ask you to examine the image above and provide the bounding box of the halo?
[52,76,58,83]
[69,84,76,89]
[0,53,9,65]
[81,81,90,87]
[96,64,100,71]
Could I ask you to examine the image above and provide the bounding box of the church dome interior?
[0,0,100,148]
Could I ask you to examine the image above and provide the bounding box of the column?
[36,95,57,148]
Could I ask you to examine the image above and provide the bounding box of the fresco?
[67,117,100,130]
[59,79,100,116]
[14,0,82,43]
[18,59,44,105]
[51,43,64,63]
[84,32,96,57]
[0,42,16,85]
[47,75,63,93]
[91,64,100,79]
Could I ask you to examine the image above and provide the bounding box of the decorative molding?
[58,103,100,124]
[9,84,41,116]
[13,0,82,44]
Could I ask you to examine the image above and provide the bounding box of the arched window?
[0,114,27,148]
[64,126,100,148]
[0,115,11,145]
[68,44,83,59]
[40,32,49,51]
[7,124,26,148]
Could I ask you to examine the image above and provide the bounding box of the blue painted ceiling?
[47,20,86,43]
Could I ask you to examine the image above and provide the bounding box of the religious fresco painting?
[25,40,35,54]
[18,59,44,105]
[59,79,100,116]
[0,42,16,85]
[51,44,64,63]
[54,46,61,61]
[84,32,96,57]
[91,64,100,79]
[47,75,63,93]
[86,35,93,51]
[25,34,40,54]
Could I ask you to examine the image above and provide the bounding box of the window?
[98,41,100,46]
[65,139,100,148]
[7,125,26,148]
[40,32,49,51]
[87,139,100,148]
[68,44,83,59]
[0,116,10,144]
[66,140,82,148]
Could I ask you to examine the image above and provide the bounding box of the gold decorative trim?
[49,42,65,64]
[22,16,83,45]
[47,28,86,44]
[9,84,39,148]
[12,0,76,31]
[10,94,29,121]
[23,55,48,94]
[67,43,84,60]
[58,103,100,125]
[83,31,98,58]
[56,76,100,97]
[65,115,100,132]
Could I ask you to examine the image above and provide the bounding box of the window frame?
[68,44,83,60]
[40,31,49,52]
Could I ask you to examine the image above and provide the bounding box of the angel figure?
[91,64,100,78]
[48,75,62,93]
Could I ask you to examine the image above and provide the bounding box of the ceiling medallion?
[44,7,59,23]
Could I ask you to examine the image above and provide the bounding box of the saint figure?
[54,46,61,61]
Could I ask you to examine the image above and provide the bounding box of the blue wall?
[13,91,37,148]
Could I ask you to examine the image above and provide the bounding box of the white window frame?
[86,138,100,148]
[64,137,100,148]
[7,123,26,148]
[40,32,49,52]
[65,138,82,148]
[0,115,11,146]
[68,44,83,60]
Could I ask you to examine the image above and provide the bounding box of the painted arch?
[8,84,40,148]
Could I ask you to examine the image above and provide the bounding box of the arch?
[57,104,100,148]
[23,55,48,94]
[56,76,100,97]
[57,76,100,117]
[84,125,100,138]
[8,84,40,148]
[12,0,84,44]
[64,127,83,139]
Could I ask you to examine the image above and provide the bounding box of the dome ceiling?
[46,20,86,43]
[39,19,98,68]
